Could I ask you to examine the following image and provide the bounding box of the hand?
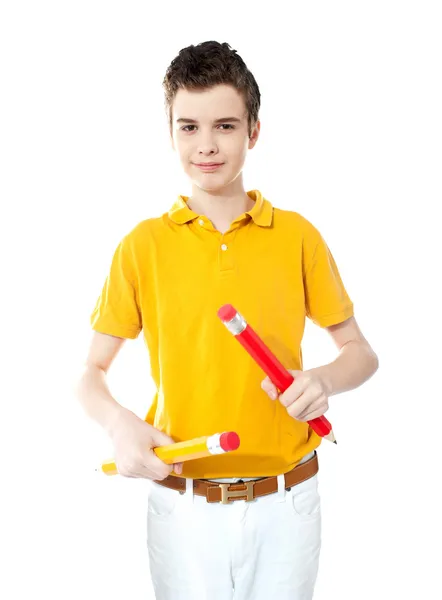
[261,369,330,422]
[109,408,183,480]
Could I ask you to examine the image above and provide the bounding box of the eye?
[181,124,235,132]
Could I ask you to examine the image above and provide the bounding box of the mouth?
[193,163,224,171]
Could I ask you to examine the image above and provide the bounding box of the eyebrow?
[176,117,242,124]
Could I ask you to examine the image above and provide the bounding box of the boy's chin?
[191,179,227,192]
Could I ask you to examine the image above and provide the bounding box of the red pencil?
[218,304,337,444]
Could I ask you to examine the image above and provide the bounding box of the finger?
[297,408,327,422]
[261,377,278,400]
[118,461,157,480]
[130,451,172,480]
[286,391,318,419]
[279,378,309,407]
[149,456,174,480]
[173,462,183,475]
[296,399,329,422]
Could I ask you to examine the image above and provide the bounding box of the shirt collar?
[167,189,273,227]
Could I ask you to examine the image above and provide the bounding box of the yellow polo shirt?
[90,190,354,478]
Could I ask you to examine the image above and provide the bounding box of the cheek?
[232,147,247,166]
[223,139,245,161]
[173,134,187,150]
[176,143,192,164]
[234,137,249,157]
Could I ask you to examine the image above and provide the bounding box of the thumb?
[261,376,279,400]
[150,427,176,448]
[150,428,183,475]
[288,370,303,378]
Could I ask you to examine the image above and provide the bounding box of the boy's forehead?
[173,84,246,122]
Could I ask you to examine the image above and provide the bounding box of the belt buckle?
[218,481,255,504]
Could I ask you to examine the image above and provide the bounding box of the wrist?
[309,365,333,396]
[105,401,128,439]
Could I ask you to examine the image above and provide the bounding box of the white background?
[1,1,441,598]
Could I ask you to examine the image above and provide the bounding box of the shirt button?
[221,244,228,251]
[198,219,204,225]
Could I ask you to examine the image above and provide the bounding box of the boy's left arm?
[261,316,379,422]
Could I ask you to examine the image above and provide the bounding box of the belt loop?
[276,473,286,503]
[185,478,194,504]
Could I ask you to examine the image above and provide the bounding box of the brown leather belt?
[154,451,319,504]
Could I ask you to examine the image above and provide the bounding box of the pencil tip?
[333,440,337,445]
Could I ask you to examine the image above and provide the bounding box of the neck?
[188,176,254,232]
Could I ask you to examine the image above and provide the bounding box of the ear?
[248,120,260,149]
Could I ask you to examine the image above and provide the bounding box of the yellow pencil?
[97,431,240,476]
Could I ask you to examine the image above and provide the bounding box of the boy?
[76,41,379,599]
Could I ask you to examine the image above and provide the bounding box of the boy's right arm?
[74,331,183,479]
[74,331,127,437]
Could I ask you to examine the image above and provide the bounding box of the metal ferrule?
[207,433,225,455]
[221,313,247,336]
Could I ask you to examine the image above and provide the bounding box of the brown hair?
[163,41,261,138]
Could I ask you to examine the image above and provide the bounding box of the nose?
[197,130,218,156]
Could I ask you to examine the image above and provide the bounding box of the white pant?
[146,451,321,600]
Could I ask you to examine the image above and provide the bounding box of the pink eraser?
[217,304,237,322]
[219,431,240,452]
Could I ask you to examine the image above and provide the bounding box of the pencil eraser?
[218,304,237,322]
[219,431,240,452]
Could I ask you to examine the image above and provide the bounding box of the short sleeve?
[303,224,354,328]
[90,234,142,339]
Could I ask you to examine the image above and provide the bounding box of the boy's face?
[170,84,260,193]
